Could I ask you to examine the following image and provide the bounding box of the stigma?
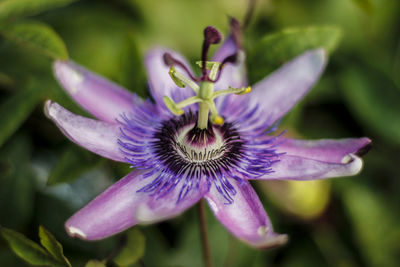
[162,26,250,130]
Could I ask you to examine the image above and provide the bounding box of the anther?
[163,96,184,115]
[235,86,251,95]
[211,115,224,125]
[168,67,199,93]
[168,67,186,88]
[211,86,251,99]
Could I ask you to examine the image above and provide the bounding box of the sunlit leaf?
[0,0,78,22]
[114,228,145,266]
[0,81,46,147]
[39,226,71,267]
[0,21,68,60]
[0,227,59,266]
[47,145,103,185]
[248,26,342,83]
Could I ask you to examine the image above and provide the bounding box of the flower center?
[151,112,244,171]
[174,123,225,162]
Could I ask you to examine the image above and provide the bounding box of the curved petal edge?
[251,49,328,124]
[205,180,288,248]
[44,100,127,163]
[53,60,139,123]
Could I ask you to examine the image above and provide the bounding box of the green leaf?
[1,21,68,60]
[47,145,103,185]
[0,72,15,90]
[39,226,71,267]
[350,0,373,14]
[0,227,59,266]
[0,81,46,147]
[85,260,107,267]
[341,183,400,267]
[0,0,78,22]
[340,65,400,145]
[248,26,342,83]
[114,228,145,266]
[0,135,35,228]
[118,32,147,97]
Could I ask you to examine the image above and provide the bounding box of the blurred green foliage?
[0,0,399,266]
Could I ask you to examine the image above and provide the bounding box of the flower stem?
[198,199,213,267]
[197,82,214,129]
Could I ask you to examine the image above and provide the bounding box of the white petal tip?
[257,226,269,236]
[258,234,289,249]
[44,100,54,118]
[66,226,87,239]
[341,154,353,164]
[341,153,363,175]
[54,61,84,95]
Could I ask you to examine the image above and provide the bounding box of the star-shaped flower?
[45,24,370,248]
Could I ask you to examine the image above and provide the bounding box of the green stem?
[197,102,209,129]
[197,82,214,129]
[198,199,213,267]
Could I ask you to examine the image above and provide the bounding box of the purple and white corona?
[45,20,370,248]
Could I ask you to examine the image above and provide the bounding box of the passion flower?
[45,21,370,248]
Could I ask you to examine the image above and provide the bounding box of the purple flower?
[45,25,370,249]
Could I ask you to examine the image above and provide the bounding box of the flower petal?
[65,170,208,240]
[45,100,126,163]
[205,180,288,248]
[254,137,371,180]
[261,154,364,181]
[250,49,327,124]
[277,137,372,163]
[53,60,139,123]
[145,47,195,111]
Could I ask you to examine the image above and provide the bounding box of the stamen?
[212,86,252,99]
[204,99,224,125]
[163,96,184,115]
[168,67,199,93]
[163,52,199,82]
[163,95,203,116]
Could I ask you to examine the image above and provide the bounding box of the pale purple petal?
[44,100,126,163]
[212,36,247,90]
[260,154,364,181]
[145,47,195,111]
[254,137,371,180]
[53,60,139,123]
[205,180,288,248]
[65,170,208,240]
[250,49,327,124]
[277,137,371,163]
